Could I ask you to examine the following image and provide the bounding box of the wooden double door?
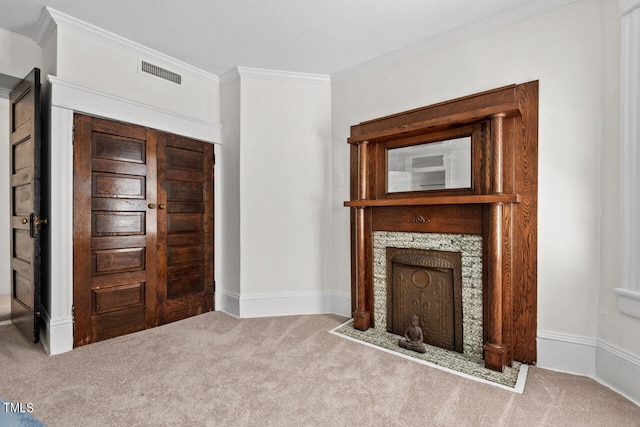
[73,114,214,347]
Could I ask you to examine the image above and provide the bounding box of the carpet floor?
[1,312,639,426]
[0,294,10,323]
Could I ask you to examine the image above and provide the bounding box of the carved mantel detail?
[344,82,538,372]
[409,216,430,224]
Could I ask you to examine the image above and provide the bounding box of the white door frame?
[43,76,222,354]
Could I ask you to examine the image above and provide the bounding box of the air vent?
[140,60,182,85]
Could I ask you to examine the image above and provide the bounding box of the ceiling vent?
[140,60,182,85]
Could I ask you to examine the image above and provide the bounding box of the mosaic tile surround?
[373,231,483,356]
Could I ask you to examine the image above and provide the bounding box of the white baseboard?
[331,291,352,317]
[40,306,74,355]
[218,289,241,318]
[537,329,640,406]
[537,330,597,376]
[595,340,640,406]
[224,290,351,319]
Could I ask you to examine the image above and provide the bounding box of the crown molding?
[33,6,56,47]
[333,0,579,81]
[219,66,331,86]
[237,66,330,85]
[620,0,640,15]
[219,67,241,85]
[43,7,218,84]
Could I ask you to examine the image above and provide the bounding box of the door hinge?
[213,153,216,166]
[72,305,75,328]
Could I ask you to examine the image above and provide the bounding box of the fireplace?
[386,247,463,353]
[345,82,539,371]
[374,232,483,356]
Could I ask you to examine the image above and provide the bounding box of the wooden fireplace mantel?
[345,81,538,372]
[344,193,521,207]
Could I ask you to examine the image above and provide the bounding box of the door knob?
[158,204,167,210]
[21,217,29,224]
[148,203,156,209]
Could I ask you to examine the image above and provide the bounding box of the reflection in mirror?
[387,136,471,193]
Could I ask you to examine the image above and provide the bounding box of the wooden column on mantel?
[353,141,371,330]
[484,112,508,372]
[345,81,538,372]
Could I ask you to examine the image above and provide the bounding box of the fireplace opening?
[386,247,463,353]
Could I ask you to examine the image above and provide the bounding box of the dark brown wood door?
[9,68,42,343]
[73,115,214,346]
[156,133,214,324]
[73,115,158,346]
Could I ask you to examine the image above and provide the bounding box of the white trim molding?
[331,291,352,318]
[220,66,330,86]
[33,6,57,47]
[620,0,640,16]
[44,105,75,355]
[537,330,597,376]
[619,0,640,316]
[596,339,640,406]
[48,76,222,143]
[42,7,218,84]
[537,330,640,406]
[237,290,350,319]
[615,288,640,318]
[218,289,241,318]
[40,306,73,356]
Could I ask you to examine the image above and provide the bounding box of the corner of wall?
[537,330,640,406]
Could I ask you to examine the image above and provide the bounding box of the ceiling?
[0,0,549,76]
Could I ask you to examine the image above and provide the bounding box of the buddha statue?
[398,314,426,354]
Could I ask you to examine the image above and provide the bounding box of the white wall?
[53,11,219,127]
[331,0,640,402]
[0,28,42,78]
[599,0,640,356]
[220,68,333,317]
[219,77,242,315]
[333,0,602,339]
[598,0,640,392]
[0,28,43,296]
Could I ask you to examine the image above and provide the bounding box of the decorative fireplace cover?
[386,247,463,353]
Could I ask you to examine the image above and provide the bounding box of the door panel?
[73,114,214,345]
[9,68,42,343]
[157,133,214,324]
[73,114,157,346]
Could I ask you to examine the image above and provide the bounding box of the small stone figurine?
[398,314,427,354]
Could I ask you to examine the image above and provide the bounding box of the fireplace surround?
[345,82,538,372]
[380,233,482,356]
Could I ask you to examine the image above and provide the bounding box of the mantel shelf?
[344,193,521,207]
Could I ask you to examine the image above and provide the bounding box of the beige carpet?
[1,312,638,426]
[0,294,10,323]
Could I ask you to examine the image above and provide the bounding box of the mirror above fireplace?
[387,136,471,193]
